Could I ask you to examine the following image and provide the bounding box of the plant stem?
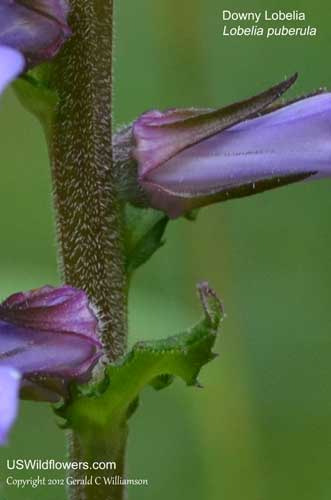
[49,1,128,499]
[67,423,128,500]
[50,0,127,360]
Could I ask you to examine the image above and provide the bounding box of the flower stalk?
[48,0,128,498]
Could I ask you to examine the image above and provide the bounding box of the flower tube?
[130,76,331,218]
[0,285,102,444]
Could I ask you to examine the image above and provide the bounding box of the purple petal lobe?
[0,285,102,401]
[139,91,331,218]
[0,45,25,94]
[0,0,71,67]
[0,367,21,445]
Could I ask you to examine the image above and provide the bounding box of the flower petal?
[1,285,99,340]
[141,92,331,217]
[0,319,101,378]
[0,0,71,67]
[0,367,21,445]
[0,45,25,95]
[0,286,102,401]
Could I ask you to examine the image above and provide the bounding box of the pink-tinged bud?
[131,75,331,218]
[0,0,71,67]
[0,285,102,444]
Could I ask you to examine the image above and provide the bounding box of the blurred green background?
[1,0,331,498]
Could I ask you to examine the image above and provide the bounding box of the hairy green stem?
[49,1,128,499]
[66,423,128,500]
[50,0,127,360]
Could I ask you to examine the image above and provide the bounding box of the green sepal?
[57,283,223,432]
[124,204,169,274]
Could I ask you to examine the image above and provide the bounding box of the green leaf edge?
[57,283,223,432]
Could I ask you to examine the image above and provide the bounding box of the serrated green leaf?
[124,204,169,274]
[59,283,223,432]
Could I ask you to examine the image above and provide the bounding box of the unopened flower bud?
[0,285,102,444]
[117,75,331,218]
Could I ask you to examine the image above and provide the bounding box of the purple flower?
[0,0,71,67]
[132,75,331,218]
[0,45,25,94]
[0,368,20,445]
[0,285,102,444]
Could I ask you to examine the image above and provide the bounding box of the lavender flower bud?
[117,75,331,218]
[0,285,102,443]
